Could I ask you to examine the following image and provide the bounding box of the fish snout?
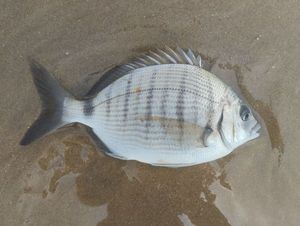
[251,122,261,138]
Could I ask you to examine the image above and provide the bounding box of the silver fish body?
[21,48,261,167]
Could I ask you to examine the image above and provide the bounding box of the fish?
[20,47,261,167]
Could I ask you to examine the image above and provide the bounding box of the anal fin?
[85,126,112,154]
[85,126,127,160]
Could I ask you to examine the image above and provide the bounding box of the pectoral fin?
[202,126,213,147]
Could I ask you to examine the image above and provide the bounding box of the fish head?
[219,91,261,149]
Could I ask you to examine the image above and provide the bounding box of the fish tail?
[20,59,76,145]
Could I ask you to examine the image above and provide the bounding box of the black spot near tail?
[83,99,94,116]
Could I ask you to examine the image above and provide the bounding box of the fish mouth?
[250,122,261,138]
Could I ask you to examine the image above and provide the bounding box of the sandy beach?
[1,0,300,225]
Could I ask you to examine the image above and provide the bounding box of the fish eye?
[240,105,250,121]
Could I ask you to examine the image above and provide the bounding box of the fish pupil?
[240,105,250,121]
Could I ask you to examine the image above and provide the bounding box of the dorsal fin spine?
[156,49,177,63]
[176,47,193,65]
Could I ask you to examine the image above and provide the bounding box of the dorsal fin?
[86,47,203,96]
[128,47,202,68]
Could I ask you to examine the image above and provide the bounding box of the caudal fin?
[20,59,73,145]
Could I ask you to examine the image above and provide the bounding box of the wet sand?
[1,0,300,225]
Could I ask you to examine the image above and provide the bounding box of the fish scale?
[96,65,224,119]
[92,66,221,107]
[85,64,227,157]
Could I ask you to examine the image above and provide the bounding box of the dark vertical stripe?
[83,99,94,116]
[133,84,142,118]
[160,82,169,131]
[206,76,214,125]
[145,69,157,138]
[176,66,187,143]
[193,89,199,125]
[105,83,113,118]
[123,73,134,122]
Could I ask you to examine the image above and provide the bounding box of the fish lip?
[251,122,261,136]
